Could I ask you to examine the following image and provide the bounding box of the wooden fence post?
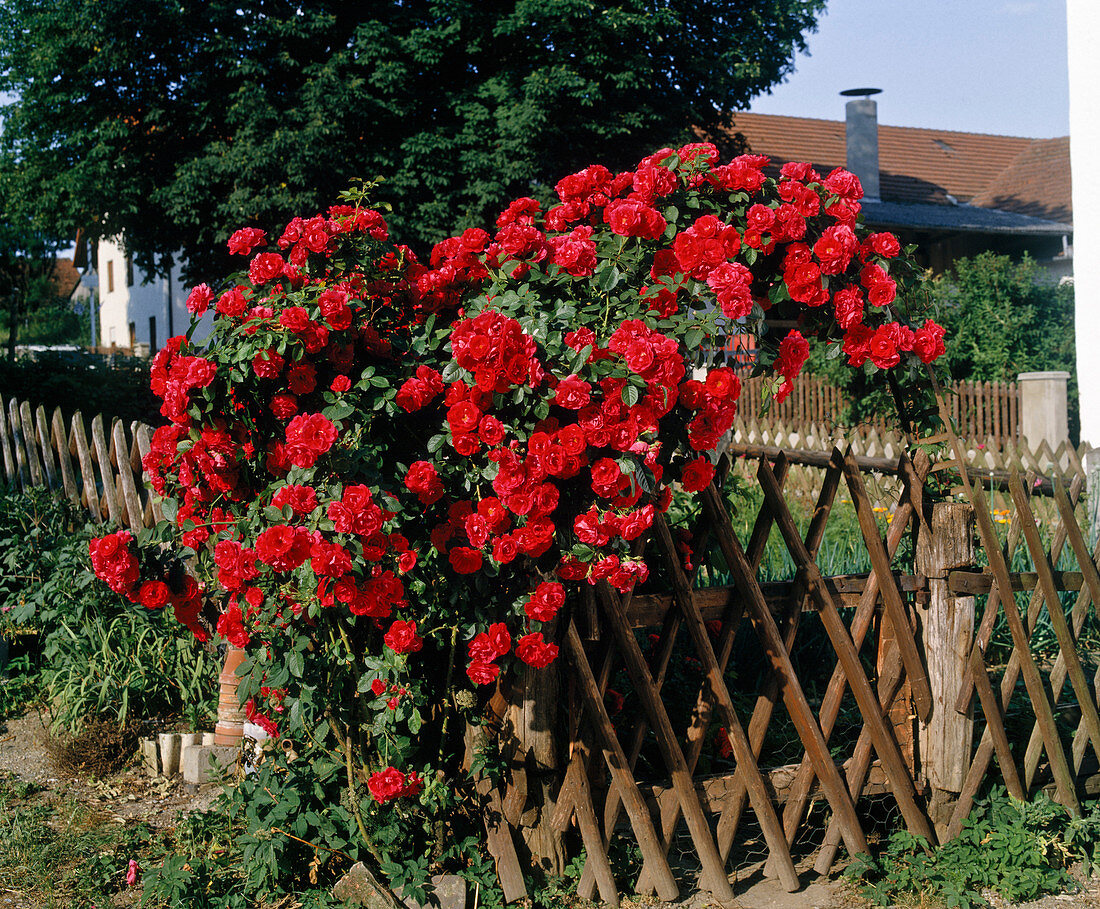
[917,503,976,837]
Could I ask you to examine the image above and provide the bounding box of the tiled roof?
[969,137,1072,223]
[51,257,82,298]
[727,112,1071,224]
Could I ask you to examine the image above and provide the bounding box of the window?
[126,257,134,287]
[128,322,136,350]
[107,260,114,294]
[148,316,157,353]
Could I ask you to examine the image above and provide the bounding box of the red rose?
[330,375,351,393]
[271,484,317,516]
[285,413,338,468]
[524,581,565,622]
[137,580,171,610]
[384,619,423,655]
[467,660,500,686]
[515,632,559,669]
[486,622,511,657]
[185,284,213,315]
[449,546,483,575]
[912,319,946,364]
[255,525,311,573]
[216,603,251,648]
[286,363,317,395]
[681,457,715,493]
[228,227,267,256]
[252,349,284,379]
[371,679,387,697]
[368,767,407,803]
[553,375,591,410]
[279,306,311,333]
[404,461,444,505]
[270,393,298,420]
[248,252,285,285]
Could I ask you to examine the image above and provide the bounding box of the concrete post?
[1017,371,1070,448]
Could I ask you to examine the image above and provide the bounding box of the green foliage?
[804,251,1077,437]
[933,252,1078,440]
[0,0,824,278]
[0,350,160,427]
[848,789,1100,908]
[0,487,216,732]
[0,653,37,719]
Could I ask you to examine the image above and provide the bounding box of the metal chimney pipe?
[842,88,882,202]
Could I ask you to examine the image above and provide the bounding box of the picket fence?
[738,374,1020,448]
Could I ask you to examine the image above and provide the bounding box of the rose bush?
[89,144,942,890]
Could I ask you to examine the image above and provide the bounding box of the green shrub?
[0,350,159,427]
[0,487,216,732]
[848,788,1100,908]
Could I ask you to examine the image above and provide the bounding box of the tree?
[0,221,65,359]
[0,0,824,281]
[803,252,1079,440]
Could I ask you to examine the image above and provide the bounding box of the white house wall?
[95,237,213,352]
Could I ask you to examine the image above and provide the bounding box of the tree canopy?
[0,0,824,279]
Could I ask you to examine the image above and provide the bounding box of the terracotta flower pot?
[214,645,247,746]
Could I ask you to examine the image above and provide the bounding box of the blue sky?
[746,0,1069,138]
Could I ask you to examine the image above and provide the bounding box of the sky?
[746,0,1070,139]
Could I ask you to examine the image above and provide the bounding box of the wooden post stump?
[917,503,976,837]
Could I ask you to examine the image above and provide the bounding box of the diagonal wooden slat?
[112,419,144,530]
[929,372,1080,816]
[1010,473,1100,768]
[1044,478,1100,779]
[8,398,30,490]
[579,456,742,901]
[946,469,1083,835]
[970,643,1026,799]
[757,460,937,844]
[593,582,736,899]
[713,454,843,859]
[34,405,57,490]
[0,397,17,486]
[840,449,933,721]
[563,619,680,901]
[631,455,791,897]
[51,407,80,508]
[778,452,929,849]
[956,468,1064,715]
[19,401,43,487]
[90,413,121,524]
[70,411,100,520]
[696,478,869,865]
[649,506,809,890]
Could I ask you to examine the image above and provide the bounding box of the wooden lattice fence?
[3,390,1099,904]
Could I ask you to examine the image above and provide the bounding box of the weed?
[847,788,1100,908]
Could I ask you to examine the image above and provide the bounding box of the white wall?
[95,237,213,352]
[1068,0,1100,446]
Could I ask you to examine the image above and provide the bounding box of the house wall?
[1068,0,1100,448]
[95,237,213,352]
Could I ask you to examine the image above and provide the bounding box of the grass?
[0,771,155,907]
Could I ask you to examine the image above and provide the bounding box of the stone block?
[159,733,182,776]
[333,865,470,909]
[181,743,238,785]
[140,738,160,777]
